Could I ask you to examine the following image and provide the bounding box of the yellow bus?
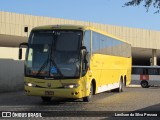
[19,25,132,102]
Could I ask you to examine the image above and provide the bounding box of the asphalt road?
[0,86,160,119]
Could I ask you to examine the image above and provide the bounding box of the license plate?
[45,91,54,95]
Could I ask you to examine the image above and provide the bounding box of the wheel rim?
[142,82,147,87]
[120,82,122,90]
[119,80,123,91]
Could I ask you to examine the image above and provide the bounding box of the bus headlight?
[64,84,79,89]
[25,82,36,87]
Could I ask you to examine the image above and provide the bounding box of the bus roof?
[32,24,131,45]
[132,65,160,68]
[32,25,85,31]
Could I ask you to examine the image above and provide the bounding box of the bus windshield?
[25,30,82,79]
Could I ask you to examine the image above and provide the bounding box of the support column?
[152,49,157,66]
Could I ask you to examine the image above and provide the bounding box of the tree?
[124,0,160,13]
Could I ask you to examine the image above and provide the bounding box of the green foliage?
[124,0,160,13]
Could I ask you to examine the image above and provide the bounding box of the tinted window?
[92,32,100,53]
[100,35,113,55]
[91,30,131,57]
[84,30,91,53]
[56,32,81,51]
[148,68,160,75]
[132,68,143,74]
[132,67,160,75]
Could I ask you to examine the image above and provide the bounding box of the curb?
[127,85,141,88]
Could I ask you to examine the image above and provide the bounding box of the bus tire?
[83,82,93,102]
[41,97,52,102]
[111,79,123,92]
[124,76,127,87]
[141,81,149,88]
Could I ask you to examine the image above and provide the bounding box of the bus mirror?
[19,48,22,60]
[82,51,89,75]
[18,42,28,60]
[81,46,86,50]
[19,42,28,47]
[84,51,89,62]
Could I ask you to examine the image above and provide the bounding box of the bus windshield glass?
[25,30,82,79]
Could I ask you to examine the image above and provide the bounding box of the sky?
[0,0,160,31]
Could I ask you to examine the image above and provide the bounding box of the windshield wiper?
[50,57,64,78]
[35,53,63,78]
[36,55,50,77]
[50,31,64,78]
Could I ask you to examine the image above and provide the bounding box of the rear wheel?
[124,76,127,87]
[111,79,123,92]
[41,97,52,102]
[141,81,149,88]
[119,79,123,92]
[83,83,93,102]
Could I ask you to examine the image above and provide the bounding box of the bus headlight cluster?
[25,82,36,87]
[64,84,79,89]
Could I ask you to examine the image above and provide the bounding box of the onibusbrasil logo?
[1,112,42,118]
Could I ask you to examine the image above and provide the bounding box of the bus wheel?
[83,83,93,102]
[119,79,123,92]
[141,81,149,88]
[41,97,52,102]
[111,79,123,92]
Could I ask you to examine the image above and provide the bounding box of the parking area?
[0,86,159,111]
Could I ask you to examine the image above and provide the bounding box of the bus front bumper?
[25,86,84,99]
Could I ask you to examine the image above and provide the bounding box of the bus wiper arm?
[50,57,64,78]
[36,56,49,76]
[50,31,64,78]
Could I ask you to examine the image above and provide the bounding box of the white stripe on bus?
[97,82,119,93]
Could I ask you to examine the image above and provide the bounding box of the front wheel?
[83,83,93,102]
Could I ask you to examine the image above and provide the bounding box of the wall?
[0,47,25,92]
[1,11,160,49]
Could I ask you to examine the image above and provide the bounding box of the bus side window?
[143,69,148,75]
